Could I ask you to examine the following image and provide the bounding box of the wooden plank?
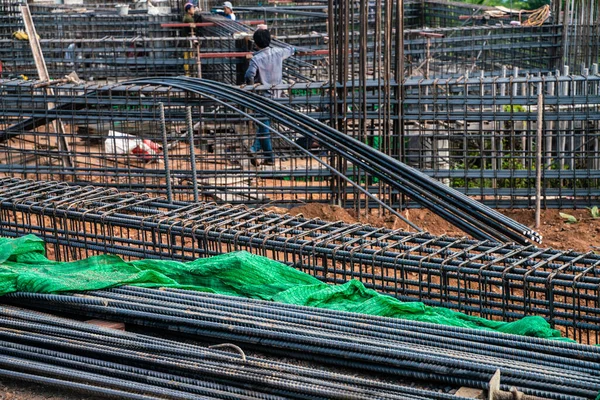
[85,319,126,331]
[455,387,485,399]
[21,3,74,170]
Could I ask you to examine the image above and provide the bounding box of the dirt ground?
[0,380,104,400]
[280,204,600,253]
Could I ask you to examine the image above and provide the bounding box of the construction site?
[0,0,600,398]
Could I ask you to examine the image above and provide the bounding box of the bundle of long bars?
[129,77,542,244]
[4,288,599,400]
[0,304,461,400]
[2,76,541,244]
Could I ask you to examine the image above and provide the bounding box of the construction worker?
[183,3,196,23]
[182,3,201,76]
[244,28,295,166]
[219,2,236,20]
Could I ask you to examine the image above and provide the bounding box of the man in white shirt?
[244,29,294,165]
[217,1,236,20]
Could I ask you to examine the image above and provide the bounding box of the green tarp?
[0,234,569,341]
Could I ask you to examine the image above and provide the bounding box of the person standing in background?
[182,3,196,23]
[244,28,295,166]
[214,1,236,20]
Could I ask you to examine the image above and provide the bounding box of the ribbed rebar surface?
[0,302,463,400]
[2,288,599,400]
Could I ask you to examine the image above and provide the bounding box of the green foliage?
[367,135,381,151]
[588,206,600,219]
[290,88,322,96]
[502,104,526,113]
[449,157,537,190]
[559,207,600,224]
[559,212,578,224]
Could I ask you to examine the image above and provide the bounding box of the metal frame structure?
[0,0,598,214]
[2,70,599,209]
[0,178,598,343]
[0,1,587,82]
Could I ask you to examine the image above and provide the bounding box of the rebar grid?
[0,78,341,205]
[0,35,326,83]
[1,72,600,208]
[0,14,176,39]
[0,178,598,343]
[0,5,575,83]
[404,25,561,77]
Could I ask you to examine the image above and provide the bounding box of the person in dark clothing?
[183,2,203,23]
[183,3,196,23]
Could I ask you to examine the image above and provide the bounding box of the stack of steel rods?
[126,77,541,245]
[0,75,541,243]
[5,288,599,400]
[0,304,461,400]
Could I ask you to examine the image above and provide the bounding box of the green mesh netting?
[0,234,569,341]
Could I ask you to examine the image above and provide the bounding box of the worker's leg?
[256,119,274,164]
[250,117,264,153]
[184,51,190,76]
[250,118,273,158]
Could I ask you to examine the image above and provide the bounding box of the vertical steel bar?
[159,102,173,204]
[535,82,543,228]
[186,107,199,203]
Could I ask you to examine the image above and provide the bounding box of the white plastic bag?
[105,130,160,160]
[105,131,140,154]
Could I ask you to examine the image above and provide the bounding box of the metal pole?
[195,39,202,79]
[535,84,543,229]
[20,3,74,172]
[159,102,173,204]
[186,107,199,202]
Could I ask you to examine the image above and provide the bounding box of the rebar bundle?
[3,288,599,400]
[0,75,543,242]
[127,76,541,244]
[0,304,457,400]
[0,178,598,343]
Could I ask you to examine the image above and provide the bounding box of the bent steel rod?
[1,76,540,243]
[128,77,540,244]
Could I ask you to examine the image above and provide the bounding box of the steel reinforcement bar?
[0,304,454,400]
[3,71,600,209]
[3,289,599,400]
[0,178,598,343]
[0,76,541,243]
